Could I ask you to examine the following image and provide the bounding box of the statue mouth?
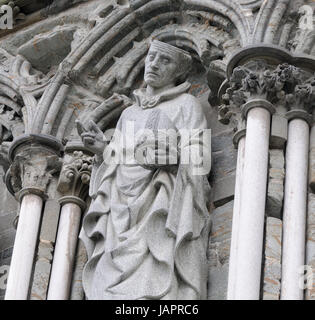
[146,71,159,76]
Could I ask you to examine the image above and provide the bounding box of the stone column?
[47,150,92,300]
[227,135,245,299]
[70,239,88,300]
[234,101,274,300]
[220,61,277,299]
[220,47,315,300]
[4,134,62,300]
[5,194,43,300]
[306,123,315,300]
[281,109,312,300]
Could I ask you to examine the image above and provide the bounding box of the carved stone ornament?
[57,150,93,210]
[219,58,315,127]
[6,134,63,200]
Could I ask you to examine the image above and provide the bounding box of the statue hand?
[76,120,106,156]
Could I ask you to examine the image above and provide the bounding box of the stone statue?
[78,40,211,300]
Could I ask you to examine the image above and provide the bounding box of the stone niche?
[0,0,314,300]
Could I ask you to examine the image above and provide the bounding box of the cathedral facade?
[0,0,314,300]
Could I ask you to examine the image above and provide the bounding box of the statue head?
[144,40,192,89]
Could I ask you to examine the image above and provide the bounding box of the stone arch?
[20,0,251,147]
[0,0,313,148]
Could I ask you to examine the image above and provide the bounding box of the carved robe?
[80,82,211,300]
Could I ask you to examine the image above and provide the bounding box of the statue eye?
[162,58,170,64]
[148,54,155,61]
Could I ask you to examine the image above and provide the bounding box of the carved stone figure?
[78,40,211,300]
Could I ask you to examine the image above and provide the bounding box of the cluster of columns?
[4,135,62,300]
[4,137,90,300]
[226,56,313,300]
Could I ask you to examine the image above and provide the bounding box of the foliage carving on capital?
[57,151,93,201]
[285,75,315,113]
[219,60,315,126]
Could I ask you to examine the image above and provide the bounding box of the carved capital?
[220,59,315,127]
[224,60,286,109]
[57,151,93,207]
[218,90,246,147]
[5,134,63,200]
[218,60,278,139]
[8,149,61,201]
[284,74,315,124]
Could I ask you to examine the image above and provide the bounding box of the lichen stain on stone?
[31,292,44,300]
[264,277,278,285]
[33,39,39,51]
[272,235,281,246]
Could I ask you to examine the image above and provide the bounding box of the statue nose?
[151,57,159,69]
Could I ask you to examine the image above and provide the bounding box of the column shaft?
[5,194,43,300]
[234,107,271,300]
[47,202,82,300]
[281,118,309,300]
[227,136,245,300]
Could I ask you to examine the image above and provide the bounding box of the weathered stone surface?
[30,241,54,301]
[0,170,18,248]
[30,199,60,300]
[213,175,235,208]
[306,193,315,300]
[209,96,237,209]
[0,247,12,300]
[18,26,76,73]
[270,114,288,149]
[39,199,61,243]
[209,201,233,245]
[266,150,285,219]
[70,239,87,300]
[310,148,315,189]
[0,169,17,299]
[42,0,89,17]
[208,263,229,300]
[211,128,235,153]
[309,126,315,191]
[210,141,237,188]
[269,149,285,169]
[262,217,282,300]
[208,201,233,300]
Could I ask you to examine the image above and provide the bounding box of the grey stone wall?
[0,168,18,300]
[262,217,282,300]
[207,107,237,300]
[306,193,315,300]
[208,200,233,300]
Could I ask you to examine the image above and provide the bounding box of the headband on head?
[150,40,192,64]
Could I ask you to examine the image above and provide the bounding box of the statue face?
[144,48,179,89]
